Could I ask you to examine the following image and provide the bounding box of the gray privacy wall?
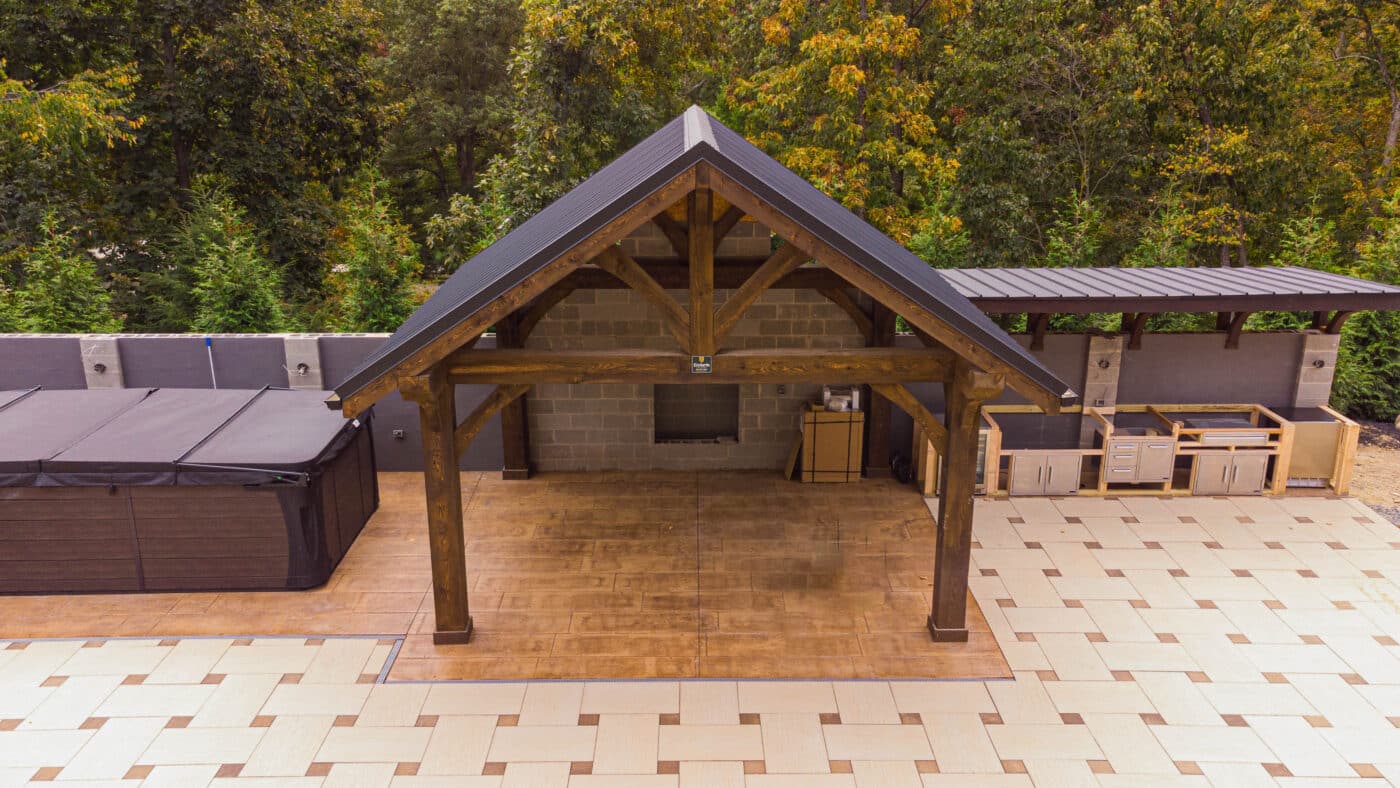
[0,327,1334,473]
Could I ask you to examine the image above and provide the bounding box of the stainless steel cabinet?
[1008,452,1082,496]
[1192,451,1268,495]
[1102,436,1175,484]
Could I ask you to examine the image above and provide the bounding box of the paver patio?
[1,483,1398,786]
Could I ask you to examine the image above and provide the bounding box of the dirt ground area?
[1352,420,1400,524]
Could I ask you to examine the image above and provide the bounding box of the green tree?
[724,0,959,242]
[378,0,522,258]
[12,214,122,332]
[1333,186,1400,420]
[329,168,423,331]
[170,183,285,333]
[0,61,141,265]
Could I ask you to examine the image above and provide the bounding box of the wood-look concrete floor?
[0,471,1008,681]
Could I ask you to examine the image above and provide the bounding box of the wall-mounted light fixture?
[1313,359,1326,369]
[295,362,311,376]
[1097,358,1111,369]
[92,362,107,374]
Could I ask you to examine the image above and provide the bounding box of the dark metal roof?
[332,107,1073,407]
[941,266,1400,314]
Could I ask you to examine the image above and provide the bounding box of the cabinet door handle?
[1037,466,1043,484]
[1148,443,1169,449]
[1231,465,1239,484]
[1048,467,1054,485]
[1221,464,1229,483]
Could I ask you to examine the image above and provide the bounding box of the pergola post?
[400,364,473,645]
[864,302,896,477]
[497,313,532,480]
[929,360,1003,642]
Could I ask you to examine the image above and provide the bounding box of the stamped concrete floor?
[0,492,1398,786]
[0,472,1007,681]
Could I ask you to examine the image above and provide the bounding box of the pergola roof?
[942,265,1400,314]
[332,107,1074,412]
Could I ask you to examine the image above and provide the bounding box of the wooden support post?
[1224,311,1251,349]
[399,365,473,645]
[689,186,715,357]
[929,361,1003,642]
[1121,312,1149,350]
[1028,313,1049,351]
[496,314,531,480]
[865,303,896,477]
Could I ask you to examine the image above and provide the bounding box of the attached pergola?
[331,107,1075,646]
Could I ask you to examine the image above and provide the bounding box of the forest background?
[2,0,1399,419]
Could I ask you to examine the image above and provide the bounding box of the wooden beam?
[454,383,530,457]
[689,187,715,357]
[1325,310,1354,334]
[339,167,699,417]
[713,205,745,251]
[1224,311,1251,349]
[517,283,577,341]
[595,247,690,348]
[495,314,531,480]
[929,360,1004,642]
[398,365,472,645]
[562,260,846,291]
[1121,312,1149,350]
[712,244,807,346]
[1028,313,1049,351]
[817,287,874,341]
[652,211,688,260]
[446,347,956,385]
[864,303,896,477]
[871,382,947,453]
[705,167,1067,414]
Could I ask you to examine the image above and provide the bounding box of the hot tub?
[0,387,377,594]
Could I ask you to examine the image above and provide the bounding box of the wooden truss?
[387,163,1021,646]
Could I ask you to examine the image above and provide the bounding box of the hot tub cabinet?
[0,388,377,594]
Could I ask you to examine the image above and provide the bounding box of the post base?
[432,619,474,645]
[502,468,531,481]
[927,615,969,643]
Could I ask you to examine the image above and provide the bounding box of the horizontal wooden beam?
[446,347,956,385]
[561,261,846,291]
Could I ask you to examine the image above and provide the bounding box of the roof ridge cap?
[683,105,716,151]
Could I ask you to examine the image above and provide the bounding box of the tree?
[169,182,285,333]
[378,0,522,253]
[1333,185,1400,420]
[0,62,141,264]
[329,168,423,331]
[724,0,959,243]
[11,213,122,332]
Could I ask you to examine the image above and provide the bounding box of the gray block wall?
[0,324,1335,474]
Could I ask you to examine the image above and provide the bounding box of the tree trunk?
[161,26,192,192]
[454,133,477,194]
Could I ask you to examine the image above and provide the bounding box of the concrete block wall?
[523,287,867,471]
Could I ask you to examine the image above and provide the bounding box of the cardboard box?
[800,403,863,483]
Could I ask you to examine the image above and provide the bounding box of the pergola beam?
[595,247,690,349]
[818,287,874,341]
[871,382,948,452]
[445,347,956,385]
[454,383,530,457]
[713,244,808,346]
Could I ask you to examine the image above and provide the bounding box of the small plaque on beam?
[690,355,713,374]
